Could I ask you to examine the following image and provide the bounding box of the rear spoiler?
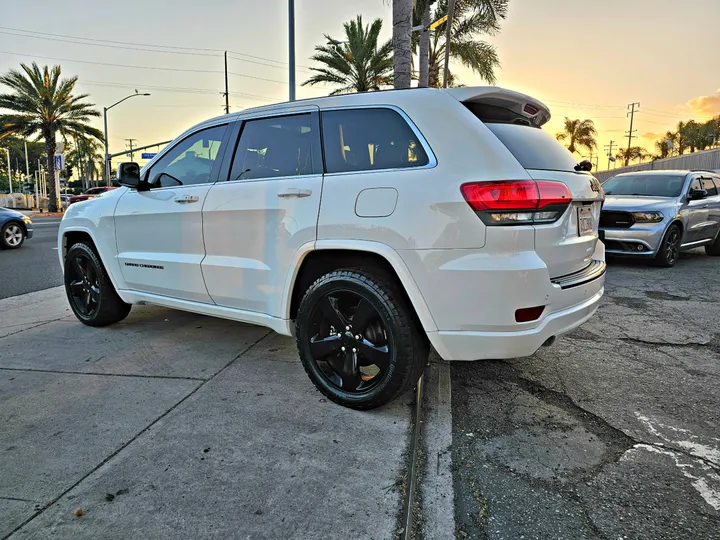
[443,87,551,127]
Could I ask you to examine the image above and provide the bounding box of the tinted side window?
[322,108,429,173]
[148,125,228,187]
[700,178,718,196]
[229,114,320,181]
[688,178,702,194]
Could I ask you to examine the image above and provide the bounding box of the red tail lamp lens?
[515,306,545,323]
[461,180,572,225]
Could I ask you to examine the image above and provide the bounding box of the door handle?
[174,195,200,204]
[278,188,312,198]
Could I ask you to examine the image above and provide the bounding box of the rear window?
[485,123,580,173]
[321,108,429,174]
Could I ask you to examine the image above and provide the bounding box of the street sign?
[54,154,64,171]
[428,15,448,30]
[141,153,157,160]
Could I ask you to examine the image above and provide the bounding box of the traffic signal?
[64,165,73,178]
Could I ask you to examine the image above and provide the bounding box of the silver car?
[600,170,720,267]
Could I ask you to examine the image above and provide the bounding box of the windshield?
[602,174,686,197]
[485,123,581,173]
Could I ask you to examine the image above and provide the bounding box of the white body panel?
[114,186,214,303]
[201,175,323,316]
[58,86,605,361]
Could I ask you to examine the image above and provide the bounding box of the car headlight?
[631,211,664,223]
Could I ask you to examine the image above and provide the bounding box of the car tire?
[655,224,681,267]
[64,242,131,326]
[1,221,25,249]
[705,233,720,256]
[295,269,428,410]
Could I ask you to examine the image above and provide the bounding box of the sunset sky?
[1,0,718,171]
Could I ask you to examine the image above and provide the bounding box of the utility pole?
[625,102,640,162]
[288,0,296,101]
[603,140,617,170]
[124,138,139,161]
[224,51,230,114]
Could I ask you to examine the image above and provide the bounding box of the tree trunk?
[393,0,413,89]
[45,134,58,213]
[418,2,431,87]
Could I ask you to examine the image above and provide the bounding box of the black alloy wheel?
[296,269,427,410]
[656,224,681,267]
[67,252,101,318]
[64,242,131,326]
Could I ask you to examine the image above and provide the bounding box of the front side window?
[321,108,430,174]
[147,124,228,187]
[228,114,320,181]
[700,178,718,196]
[687,177,702,194]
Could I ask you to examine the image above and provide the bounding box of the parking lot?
[451,250,720,539]
[1,251,718,539]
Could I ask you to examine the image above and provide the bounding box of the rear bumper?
[427,286,603,360]
[399,240,606,361]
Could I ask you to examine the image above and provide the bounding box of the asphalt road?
[451,250,720,539]
[0,217,62,300]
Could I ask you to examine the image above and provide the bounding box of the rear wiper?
[574,160,593,172]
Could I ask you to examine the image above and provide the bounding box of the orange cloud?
[641,131,665,141]
[687,91,720,118]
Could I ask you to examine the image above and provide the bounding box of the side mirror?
[117,162,143,189]
[689,188,708,201]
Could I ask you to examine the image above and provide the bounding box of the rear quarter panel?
[316,90,531,251]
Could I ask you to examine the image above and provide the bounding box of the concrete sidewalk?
[0,288,413,539]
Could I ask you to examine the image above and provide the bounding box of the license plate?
[578,206,594,237]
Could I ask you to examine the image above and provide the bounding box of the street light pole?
[288,0,296,101]
[103,92,151,186]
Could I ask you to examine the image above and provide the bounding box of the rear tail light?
[460,180,572,225]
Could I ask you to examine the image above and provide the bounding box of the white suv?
[58,87,605,409]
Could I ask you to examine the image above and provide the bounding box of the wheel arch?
[669,219,684,238]
[61,226,126,294]
[284,241,438,333]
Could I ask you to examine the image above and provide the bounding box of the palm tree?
[654,139,671,159]
[416,0,508,87]
[675,121,688,156]
[555,118,597,155]
[616,146,649,166]
[393,0,414,88]
[0,63,103,212]
[67,136,102,189]
[303,16,393,95]
[416,0,434,87]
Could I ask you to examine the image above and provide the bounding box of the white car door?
[201,109,323,317]
[114,122,233,303]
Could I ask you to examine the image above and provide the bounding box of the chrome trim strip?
[681,238,713,248]
[551,259,606,290]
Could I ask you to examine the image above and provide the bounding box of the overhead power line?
[0,50,299,85]
[0,29,220,57]
[0,25,314,70]
[0,25,224,53]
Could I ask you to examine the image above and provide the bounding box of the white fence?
[595,147,720,182]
